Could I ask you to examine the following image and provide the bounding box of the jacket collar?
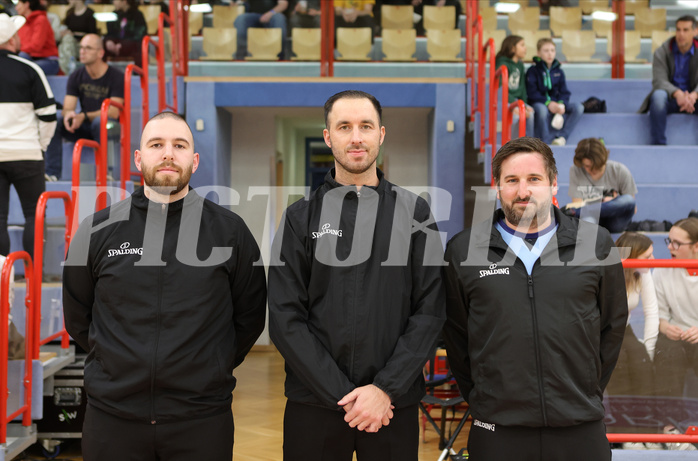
[321,167,389,194]
[473,206,579,251]
[130,185,196,214]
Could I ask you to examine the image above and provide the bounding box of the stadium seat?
[138,5,161,35]
[336,27,373,61]
[426,29,461,62]
[291,28,321,61]
[47,5,69,22]
[423,5,456,31]
[634,8,666,38]
[507,7,540,33]
[381,4,414,30]
[212,4,245,29]
[607,30,646,63]
[479,6,497,32]
[624,0,649,15]
[550,6,582,37]
[579,0,611,15]
[245,27,283,61]
[200,27,236,60]
[592,9,613,38]
[189,11,203,36]
[651,30,673,55]
[561,30,598,62]
[382,28,417,61]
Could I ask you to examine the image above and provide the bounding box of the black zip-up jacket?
[63,188,267,423]
[268,169,446,410]
[443,207,627,427]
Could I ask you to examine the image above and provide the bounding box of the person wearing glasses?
[44,33,123,181]
[653,217,698,398]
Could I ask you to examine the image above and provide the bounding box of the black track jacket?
[269,169,446,410]
[63,187,267,423]
[443,207,627,427]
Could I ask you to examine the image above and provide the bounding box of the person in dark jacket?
[443,136,628,461]
[638,15,698,145]
[63,112,267,461]
[526,37,584,146]
[104,0,147,64]
[268,90,446,461]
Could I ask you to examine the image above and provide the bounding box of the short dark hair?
[141,112,193,149]
[573,138,608,171]
[492,137,558,186]
[676,15,697,29]
[323,90,382,128]
[19,0,45,11]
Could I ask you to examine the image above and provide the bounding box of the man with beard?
[268,90,446,460]
[62,112,267,461]
[442,137,627,460]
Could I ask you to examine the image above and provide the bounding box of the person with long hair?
[653,217,698,397]
[57,0,97,73]
[104,0,146,64]
[606,232,658,396]
[14,0,59,75]
[495,35,534,122]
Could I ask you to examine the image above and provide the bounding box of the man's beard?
[142,161,192,196]
[502,196,552,230]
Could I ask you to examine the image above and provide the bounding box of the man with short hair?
[63,112,267,461]
[44,33,124,180]
[0,12,56,259]
[639,15,698,145]
[269,90,445,460]
[443,137,627,460]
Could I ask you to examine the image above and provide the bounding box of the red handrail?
[320,0,335,77]
[123,63,147,196]
[622,258,698,270]
[32,192,73,360]
[72,139,108,220]
[469,16,483,118]
[0,252,34,443]
[480,38,495,149]
[489,65,509,183]
[611,0,625,79]
[503,100,527,146]
[157,12,179,112]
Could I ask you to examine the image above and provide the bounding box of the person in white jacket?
[606,232,659,396]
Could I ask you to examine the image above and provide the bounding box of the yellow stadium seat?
[382,28,417,61]
[212,4,245,29]
[381,4,414,30]
[291,28,321,61]
[201,27,236,61]
[550,6,582,37]
[336,27,373,61]
[245,27,283,61]
[561,30,598,62]
[507,7,540,33]
[426,28,461,62]
[423,5,456,31]
[634,8,666,38]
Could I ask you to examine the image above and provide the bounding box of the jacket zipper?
[150,203,167,424]
[528,275,548,426]
[349,189,359,380]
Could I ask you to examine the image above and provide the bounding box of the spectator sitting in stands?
[495,35,534,128]
[233,0,288,60]
[606,232,658,398]
[562,137,637,234]
[15,0,59,75]
[57,0,98,74]
[334,0,375,32]
[379,0,461,36]
[653,217,698,398]
[45,33,124,181]
[289,0,320,29]
[104,0,147,65]
[526,37,584,146]
[639,15,698,145]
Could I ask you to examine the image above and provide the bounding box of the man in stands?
[639,15,698,145]
[563,138,637,234]
[63,112,267,461]
[0,13,56,259]
[44,33,123,181]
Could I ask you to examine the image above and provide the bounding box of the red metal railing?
[480,38,495,149]
[489,65,511,181]
[469,16,483,120]
[0,252,34,443]
[503,100,527,146]
[72,139,109,219]
[320,0,335,77]
[32,192,73,360]
[611,0,626,79]
[123,63,148,195]
[605,257,698,444]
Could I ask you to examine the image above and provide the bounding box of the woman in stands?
[15,0,59,75]
[653,217,698,398]
[606,232,658,397]
[57,0,97,74]
[495,35,534,123]
[104,0,146,65]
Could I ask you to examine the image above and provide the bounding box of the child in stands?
[495,35,534,123]
[526,37,584,146]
